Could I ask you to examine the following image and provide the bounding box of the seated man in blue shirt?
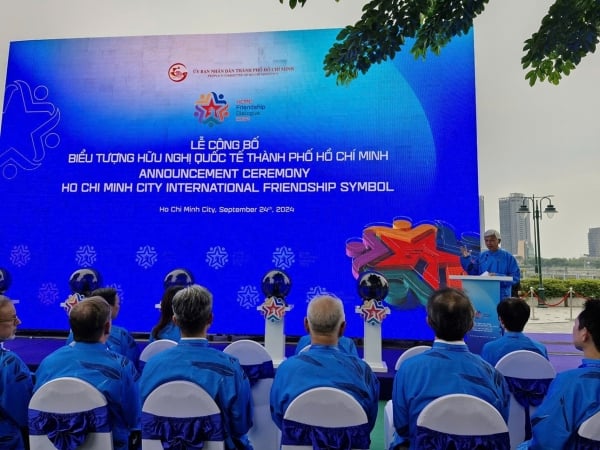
[66,287,141,369]
[35,296,140,450]
[518,298,600,449]
[0,295,33,450]
[270,294,380,437]
[481,297,549,366]
[140,284,253,450]
[390,287,510,450]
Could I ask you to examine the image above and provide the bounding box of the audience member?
[66,287,141,368]
[35,296,140,450]
[460,229,521,299]
[148,285,185,343]
[481,297,549,366]
[295,331,359,356]
[518,298,600,449]
[390,287,510,450]
[0,296,33,449]
[270,294,380,434]
[139,284,253,450]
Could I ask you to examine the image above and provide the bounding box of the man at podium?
[460,229,520,300]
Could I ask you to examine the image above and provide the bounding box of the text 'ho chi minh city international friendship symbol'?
[194,92,230,127]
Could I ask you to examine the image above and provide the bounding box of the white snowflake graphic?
[75,245,97,267]
[305,286,330,303]
[136,245,158,269]
[10,245,31,267]
[38,282,60,306]
[236,285,261,309]
[205,246,228,270]
[272,246,295,269]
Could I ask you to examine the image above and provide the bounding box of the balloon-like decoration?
[68,268,101,296]
[0,268,11,294]
[261,269,292,301]
[357,270,389,302]
[163,268,194,289]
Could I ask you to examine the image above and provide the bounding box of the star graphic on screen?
[38,282,60,306]
[75,245,97,267]
[305,286,329,303]
[358,299,390,325]
[10,244,31,267]
[60,293,84,314]
[237,285,260,309]
[206,246,228,269]
[259,297,287,322]
[135,245,158,269]
[272,246,295,270]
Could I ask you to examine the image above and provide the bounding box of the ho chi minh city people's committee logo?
[194,92,230,127]
[168,63,188,82]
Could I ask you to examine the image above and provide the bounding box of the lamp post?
[517,195,558,307]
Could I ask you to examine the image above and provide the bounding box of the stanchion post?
[569,287,573,321]
[529,287,536,321]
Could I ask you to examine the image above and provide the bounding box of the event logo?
[194,92,230,127]
[168,63,188,82]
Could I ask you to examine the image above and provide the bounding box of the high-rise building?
[498,193,531,257]
[588,227,600,257]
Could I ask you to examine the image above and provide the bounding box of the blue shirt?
[270,344,380,431]
[35,342,140,450]
[67,324,141,369]
[148,322,180,343]
[391,341,510,450]
[139,338,253,450]
[460,248,521,299]
[294,334,359,357]
[481,331,549,366]
[518,358,600,450]
[0,345,33,450]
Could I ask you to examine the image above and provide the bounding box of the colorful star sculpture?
[358,299,391,325]
[259,296,287,322]
[60,293,84,314]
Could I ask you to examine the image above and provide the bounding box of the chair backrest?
[223,339,279,450]
[139,339,177,363]
[416,393,510,449]
[141,380,224,450]
[28,376,113,450]
[394,345,431,371]
[495,350,556,449]
[281,387,369,450]
[578,409,600,443]
[384,345,432,449]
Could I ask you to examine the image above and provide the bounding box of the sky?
[1,0,599,258]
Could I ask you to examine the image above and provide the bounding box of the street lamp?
[517,195,558,307]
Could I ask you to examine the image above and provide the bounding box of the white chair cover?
[281,386,369,450]
[141,380,224,450]
[384,345,431,450]
[223,339,279,450]
[28,376,113,450]
[415,393,510,449]
[495,350,556,449]
[139,339,177,368]
[576,409,600,448]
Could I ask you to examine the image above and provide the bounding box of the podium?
[449,275,513,354]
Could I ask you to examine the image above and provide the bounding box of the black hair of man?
[577,298,600,351]
[172,284,212,336]
[69,296,111,343]
[90,287,118,306]
[426,287,475,341]
[497,297,530,332]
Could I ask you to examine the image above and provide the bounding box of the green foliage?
[279,0,600,85]
[521,277,600,299]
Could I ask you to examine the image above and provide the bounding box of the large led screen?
[0,29,480,340]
